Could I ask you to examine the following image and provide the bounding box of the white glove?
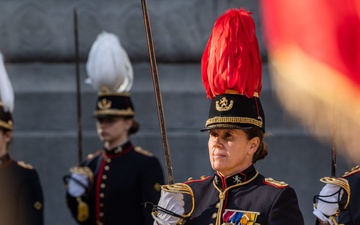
[68,173,89,197]
[152,190,185,225]
[313,183,343,225]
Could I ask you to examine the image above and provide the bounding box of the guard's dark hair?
[128,119,139,135]
[243,127,268,163]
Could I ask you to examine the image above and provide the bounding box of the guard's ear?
[4,130,13,143]
[124,118,133,130]
[248,137,260,155]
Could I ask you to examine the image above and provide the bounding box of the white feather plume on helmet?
[85,31,133,93]
[0,51,14,113]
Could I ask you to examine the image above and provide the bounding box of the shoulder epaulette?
[17,161,34,170]
[134,146,153,157]
[343,165,360,178]
[86,150,102,159]
[264,177,288,188]
[185,175,211,183]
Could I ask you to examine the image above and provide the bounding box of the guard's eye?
[209,131,218,137]
[223,132,233,138]
[97,117,116,123]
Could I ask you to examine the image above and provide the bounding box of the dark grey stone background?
[1,1,356,225]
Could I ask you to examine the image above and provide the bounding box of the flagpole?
[73,8,83,165]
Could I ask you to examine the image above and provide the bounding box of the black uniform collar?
[103,140,134,157]
[0,153,11,167]
[213,164,258,189]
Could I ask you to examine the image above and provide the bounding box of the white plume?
[85,31,133,92]
[0,51,14,112]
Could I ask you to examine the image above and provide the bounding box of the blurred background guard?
[338,166,360,225]
[260,2,360,225]
[151,8,304,225]
[0,51,44,225]
[313,166,360,225]
[260,0,360,164]
[63,31,164,225]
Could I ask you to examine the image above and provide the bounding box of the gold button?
[99,212,104,217]
[104,166,110,170]
[100,203,104,207]
[211,213,217,219]
[102,175,107,180]
[101,183,106,188]
[34,201,43,210]
[100,193,104,198]
[106,158,111,163]
[216,202,220,208]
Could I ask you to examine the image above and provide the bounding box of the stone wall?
[0,0,264,62]
[0,1,355,225]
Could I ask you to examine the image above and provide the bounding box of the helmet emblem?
[216,97,233,111]
[98,98,112,109]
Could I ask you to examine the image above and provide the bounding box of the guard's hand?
[66,166,93,197]
[152,190,185,225]
[313,183,342,225]
[68,173,89,197]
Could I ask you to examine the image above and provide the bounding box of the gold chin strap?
[160,183,195,225]
[320,177,351,210]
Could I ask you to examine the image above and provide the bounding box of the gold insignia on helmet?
[34,201,42,210]
[97,98,112,109]
[216,97,234,111]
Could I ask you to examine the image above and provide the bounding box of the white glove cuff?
[67,173,89,197]
[313,208,333,225]
[153,213,171,225]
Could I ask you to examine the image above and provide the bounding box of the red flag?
[261,1,360,162]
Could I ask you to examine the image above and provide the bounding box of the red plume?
[201,8,262,99]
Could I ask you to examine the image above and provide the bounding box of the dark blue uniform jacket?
[66,141,164,225]
[339,165,360,225]
[0,153,44,225]
[183,164,304,225]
